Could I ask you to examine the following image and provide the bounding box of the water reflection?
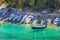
[32,29,46,32]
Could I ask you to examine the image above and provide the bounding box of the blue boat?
[32,25,46,29]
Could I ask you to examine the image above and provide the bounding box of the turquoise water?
[0,23,60,40]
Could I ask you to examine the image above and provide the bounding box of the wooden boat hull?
[32,25,46,29]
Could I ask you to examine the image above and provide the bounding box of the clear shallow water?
[0,23,60,40]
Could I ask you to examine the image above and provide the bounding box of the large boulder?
[57,19,60,26]
[9,8,18,14]
[41,9,50,14]
[1,8,8,14]
[12,15,24,23]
